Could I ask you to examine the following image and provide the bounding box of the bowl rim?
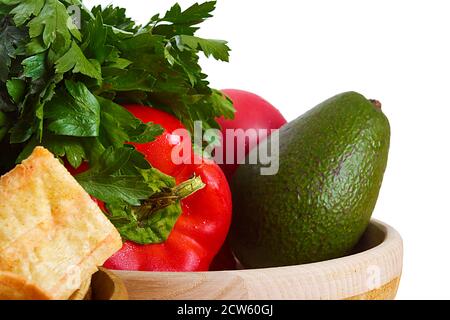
[232,218,402,275]
[111,219,403,276]
[110,219,403,300]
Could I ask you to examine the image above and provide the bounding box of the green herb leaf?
[9,0,44,26]
[6,78,25,103]
[9,118,35,143]
[108,202,182,244]
[0,21,26,81]
[92,5,136,32]
[22,53,46,80]
[75,146,165,206]
[28,0,75,52]
[55,41,102,80]
[26,37,47,55]
[177,35,230,62]
[166,1,216,24]
[44,134,86,168]
[35,80,57,140]
[46,80,100,137]
[102,68,157,92]
[150,1,216,37]
[97,96,163,147]
[82,12,108,63]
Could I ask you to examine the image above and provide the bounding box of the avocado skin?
[229,92,391,268]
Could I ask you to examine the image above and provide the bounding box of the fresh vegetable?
[0,0,234,244]
[217,89,286,180]
[104,106,232,271]
[230,92,390,268]
[211,90,286,270]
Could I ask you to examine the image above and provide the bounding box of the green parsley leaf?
[177,35,230,62]
[101,68,157,92]
[165,1,216,24]
[9,0,44,26]
[92,5,137,32]
[0,19,26,82]
[108,202,182,244]
[46,80,100,137]
[22,53,46,80]
[97,96,163,147]
[6,78,25,103]
[44,134,86,168]
[35,80,57,140]
[82,12,108,63]
[55,41,102,80]
[28,0,75,52]
[75,146,161,206]
[151,1,216,37]
[9,117,35,143]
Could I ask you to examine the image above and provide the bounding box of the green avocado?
[229,92,391,268]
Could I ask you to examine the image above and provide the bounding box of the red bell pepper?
[103,106,232,272]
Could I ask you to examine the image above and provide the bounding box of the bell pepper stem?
[173,175,206,200]
[136,175,206,223]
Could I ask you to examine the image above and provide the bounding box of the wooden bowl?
[111,219,403,300]
[70,268,128,300]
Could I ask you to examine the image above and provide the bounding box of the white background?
[88,0,450,300]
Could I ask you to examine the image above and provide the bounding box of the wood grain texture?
[90,268,128,300]
[70,268,128,300]
[346,277,400,300]
[112,220,403,300]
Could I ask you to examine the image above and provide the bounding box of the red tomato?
[216,89,287,180]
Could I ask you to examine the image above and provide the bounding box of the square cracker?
[0,147,122,300]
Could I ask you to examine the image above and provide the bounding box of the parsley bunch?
[0,0,233,244]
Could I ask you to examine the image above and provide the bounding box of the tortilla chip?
[0,147,122,300]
